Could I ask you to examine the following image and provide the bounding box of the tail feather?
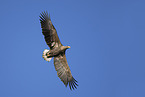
[42,49,52,62]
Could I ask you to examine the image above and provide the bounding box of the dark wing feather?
[54,53,78,90]
[39,11,62,49]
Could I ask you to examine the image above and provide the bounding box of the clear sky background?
[0,0,145,97]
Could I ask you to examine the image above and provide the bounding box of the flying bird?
[39,11,78,90]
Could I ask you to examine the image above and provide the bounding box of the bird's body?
[39,11,78,90]
[46,46,70,58]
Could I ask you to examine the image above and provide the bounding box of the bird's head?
[62,46,71,51]
[66,46,71,49]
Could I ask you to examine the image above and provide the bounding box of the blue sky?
[0,0,145,97]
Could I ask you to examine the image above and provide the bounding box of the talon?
[46,53,50,57]
[42,49,52,62]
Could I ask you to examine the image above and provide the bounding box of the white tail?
[42,49,52,62]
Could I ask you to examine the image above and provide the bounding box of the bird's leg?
[46,52,52,58]
[46,52,49,56]
[42,49,52,62]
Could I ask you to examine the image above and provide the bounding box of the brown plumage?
[39,11,78,90]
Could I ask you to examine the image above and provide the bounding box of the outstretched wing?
[39,11,62,49]
[54,53,78,90]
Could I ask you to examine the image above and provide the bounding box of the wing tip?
[39,11,51,21]
[68,77,78,90]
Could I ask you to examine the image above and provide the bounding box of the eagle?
[39,11,78,90]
